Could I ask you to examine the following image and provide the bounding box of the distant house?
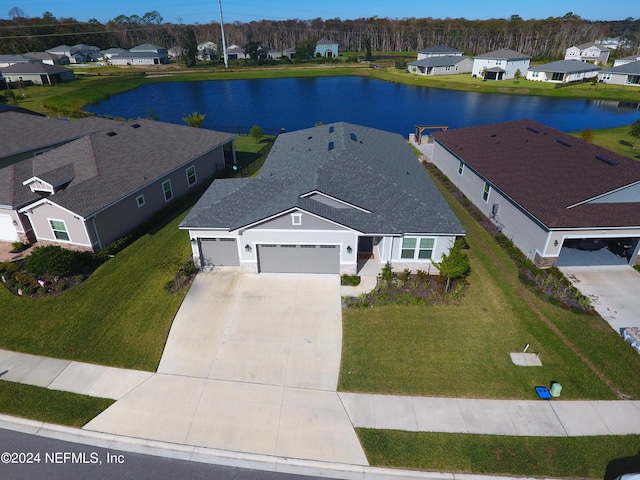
[129,44,169,64]
[613,54,640,67]
[24,52,69,66]
[564,43,610,65]
[0,112,236,249]
[472,49,531,80]
[596,37,629,50]
[197,41,217,61]
[102,48,130,60]
[417,45,463,60]
[598,61,640,86]
[431,120,640,268]
[526,60,600,83]
[0,61,76,85]
[408,56,473,76]
[0,55,31,68]
[226,44,248,60]
[46,44,101,63]
[314,38,338,58]
[180,122,464,274]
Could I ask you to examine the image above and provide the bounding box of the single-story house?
[130,44,169,63]
[101,48,130,60]
[314,38,338,58]
[109,52,165,66]
[0,112,236,250]
[430,119,640,268]
[598,61,640,86]
[24,51,70,65]
[46,44,101,63]
[472,48,531,80]
[180,122,465,275]
[408,55,473,76]
[613,55,640,67]
[417,45,463,60]
[0,55,31,68]
[226,44,249,60]
[197,41,217,60]
[0,61,76,85]
[526,60,600,83]
[564,42,610,65]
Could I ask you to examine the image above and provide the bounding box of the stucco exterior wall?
[25,201,91,248]
[473,58,530,79]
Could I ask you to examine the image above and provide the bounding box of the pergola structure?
[414,125,449,145]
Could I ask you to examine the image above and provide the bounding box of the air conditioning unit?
[491,203,500,215]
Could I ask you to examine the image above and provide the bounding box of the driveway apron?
[84,268,367,465]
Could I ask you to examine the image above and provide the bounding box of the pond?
[85,76,640,135]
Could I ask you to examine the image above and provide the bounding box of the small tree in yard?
[630,119,640,151]
[434,240,471,292]
[514,68,522,83]
[581,128,594,143]
[250,124,264,143]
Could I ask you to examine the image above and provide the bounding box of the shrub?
[380,262,394,282]
[0,261,18,276]
[25,246,88,277]
[11,241,29,253]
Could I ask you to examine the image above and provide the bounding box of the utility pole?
[218,0,228,68]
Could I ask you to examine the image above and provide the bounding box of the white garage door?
[0,214,18,242]
[257,244,339,274]
[200,238,240,266]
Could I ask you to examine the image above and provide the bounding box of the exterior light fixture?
[190,238,197,245]
[346,246,352,254]
[554,240,558,246]
[245,244,252,252]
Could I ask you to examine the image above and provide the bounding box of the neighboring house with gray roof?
[430,120,640,268]
[109,51,165,66]
[0,55,30,68]
[130,44,169,63]
[613,54,640,67]
[0,61,76,85]
[0,112,235,249]
[598,61,640,86]
[564,42,610,65]
[472,48,531,80]
[408,55,473,76]
[526,60,600,83]
[314,38,338,58]
[24,51,70,65]
[417,45,463,60]
[180,122,465,275]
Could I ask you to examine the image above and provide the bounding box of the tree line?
[1,11,639,62]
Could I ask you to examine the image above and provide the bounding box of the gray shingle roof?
[182,122,464,236]
[0,115,235,216]
[576,42,609,51]
[601,60,640,75]
[474,48,531,60]
[409,56,470,68]
[0,62,72,75]
[528,60,601,74]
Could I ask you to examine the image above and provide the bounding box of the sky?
[5,0,639,24]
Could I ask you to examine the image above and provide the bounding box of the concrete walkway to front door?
[83,268,368,465]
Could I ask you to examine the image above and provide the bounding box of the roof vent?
[526,126,541,133]
[106,131,117,137]
[350,133,357,141]
[329,126,334,133]
[490,134,497,137]
[595,154,619,166]
[308,136,312,140]
[132,123,141,129]
[556,138,574,147]
[328,142,334,151]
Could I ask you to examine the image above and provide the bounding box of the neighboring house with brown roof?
[0,112,236,249]
[430,119,640,268]
[0,61,76,85]
[472,49,531,80]
[564,42,610,65]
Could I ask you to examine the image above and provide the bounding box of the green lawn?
[357,429,640,479]
[339,165,640,400]
[570,125,640,161]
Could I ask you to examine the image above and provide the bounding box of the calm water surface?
[85,76,640,134]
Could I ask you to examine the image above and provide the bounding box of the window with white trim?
[291,213,302,225]
[186,165,197,187]
[458,161,464,175]
[482,182,491,202]
[162,179,173,202]
[401,237,435,260]
[136,194,145,207]
[49,219,70,241]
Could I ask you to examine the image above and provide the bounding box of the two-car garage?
[198,238,340,274]
[556,236,640,267]
[257,244,340,274]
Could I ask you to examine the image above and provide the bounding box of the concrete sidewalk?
[0,349,152,400]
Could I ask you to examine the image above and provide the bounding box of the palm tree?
[630,119,640,151]
[183,112,206,128]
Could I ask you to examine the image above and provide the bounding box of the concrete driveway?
[561,265,640,332]
[84,268,368,465]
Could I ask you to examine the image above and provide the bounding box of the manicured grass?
[0,381,113,427]
[339,163,640,400]
[570,125,640,161]
[357,429,640,479]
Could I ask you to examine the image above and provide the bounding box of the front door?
[358,237,374,259]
